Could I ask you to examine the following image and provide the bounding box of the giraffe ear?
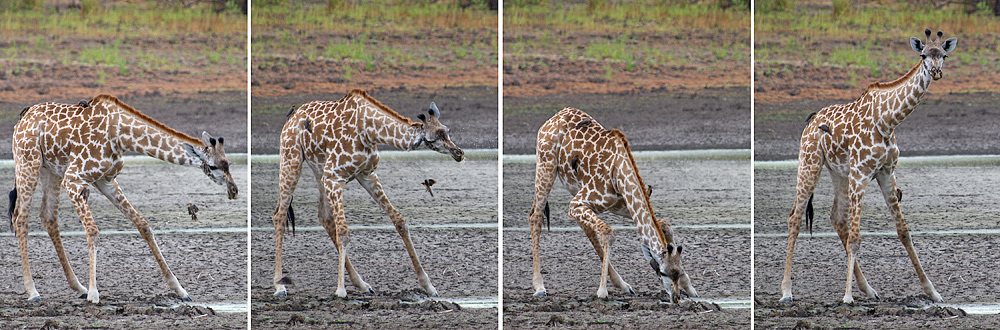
[942,37,957,53]
[428,102,440,118]
[910,37,924,53]
[676,244,683,255]
[201,131,215,147]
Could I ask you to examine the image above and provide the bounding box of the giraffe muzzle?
[227,182,239,200]
[450,148,464,162]
[931,68,943,80]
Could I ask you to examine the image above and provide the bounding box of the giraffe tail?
[287,199,296,237]
[806,194,814,236]
[7,187,16,233]
[544,202,551,232]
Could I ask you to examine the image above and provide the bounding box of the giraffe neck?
[358,102,423,151]
[873,60,934,133]
[612,140,670,257]
[111,109,206,166]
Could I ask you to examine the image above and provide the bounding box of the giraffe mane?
[607,129,670,248]
[90,94,204,147]
[345,89,422,127]
[861,61,922,95]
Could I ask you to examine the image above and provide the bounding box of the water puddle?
[690,298,751,309]
[251,149,497,163]
[756,154,1000,170]
[755,228,1000,238]
[250,223,497,232]
[505,149,750,163]
[184,301,248,313]
[503,223,749,232]
[939,303,1000,315]
[1,227,248,237]
[435,297,498,309]
[0,154,247,168]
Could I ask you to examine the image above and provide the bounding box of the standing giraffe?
[10,95,238,303]
[528,107,697,301]
[271,89,463,298]
[780,30,957,304]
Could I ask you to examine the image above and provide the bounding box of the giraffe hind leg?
[272,145,304,296]
[830,173,878,300]
[316,168,373,294]
[780,147,823,303]
[13,164,42,301]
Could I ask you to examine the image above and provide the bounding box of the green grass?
[506,2,747,34]
[0,3,245,38]
[253,1,496,33]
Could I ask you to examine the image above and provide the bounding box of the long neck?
[112,111,205,166]
[874,60,933,132]
[358,104,423,151]
[614,154,670,256]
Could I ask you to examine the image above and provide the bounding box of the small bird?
[77,99,90,108]
[420,179,437,197]
[187,203,199,221]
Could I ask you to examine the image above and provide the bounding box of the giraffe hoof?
[778,296,793,303]
[627,288,636,295]
[27,295,41,302]
[273,291,287,297]
[79,293,88,299]
[367,287,377,294]
[532,291,547,297]
[182,295,193,302]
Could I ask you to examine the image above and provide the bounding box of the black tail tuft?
[806,194,814,235]
[543,202,550,232]
[287,203,296,237]
[8,188,16,233]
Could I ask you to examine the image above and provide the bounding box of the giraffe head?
[910,29,957,81]
[183,132,239,200]
[414,102,464,162]
[644,240,696,303]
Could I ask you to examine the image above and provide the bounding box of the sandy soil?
[0,164,248,329]
[755,165,1000,328]
[250,161,498,329]
[503,160,751,328]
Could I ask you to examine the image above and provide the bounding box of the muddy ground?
[0,164,249,329]
[755,165,1000,328]
[503,161,751,328]
[0,91,249,160]
[250,160,498,329]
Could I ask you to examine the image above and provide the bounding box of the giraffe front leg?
[359,174,437,297]
[569,201,614,299]
[38,171,86,297]
[780,148,822,303]
[842,174,870,305]
[319,178,351,298]
[830,173,879,300]
[316,180,374,294]
[94,180,190,301]
[876,171,942,302]
[580,221,632,295]
[63,180,101,303]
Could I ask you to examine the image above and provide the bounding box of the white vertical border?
[497,2,505,329]
[245,2,253,326]
[749,0,756,328]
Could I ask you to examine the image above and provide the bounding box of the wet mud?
[249,161,498,329]
[503,160,751,329]
[0,164,248,329]
[755,165,1000,328]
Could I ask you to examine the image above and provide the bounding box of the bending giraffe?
[780,30,957,304]
[271,89,463,298]
[10,95,238,303]
[529,107,697,302]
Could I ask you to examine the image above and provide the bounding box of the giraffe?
[271,89,464,298]
[10,94,238,304]
[780,30,957,304]
[528,107,697,302]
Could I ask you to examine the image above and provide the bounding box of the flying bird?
[187,203,199,221]
[420,179,437,197]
